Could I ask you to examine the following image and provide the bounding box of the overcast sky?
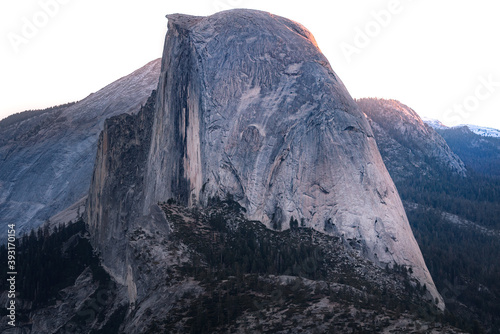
[1,0,499,129]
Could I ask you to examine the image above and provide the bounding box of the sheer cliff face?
[145,11,384,231]
[87,92,156,291]
[88,10,443,308]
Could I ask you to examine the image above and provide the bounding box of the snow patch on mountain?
[462,124,500,138]
[423,118,500,138]
[421,117,448,130]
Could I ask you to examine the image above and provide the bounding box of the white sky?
[1,0,499,129]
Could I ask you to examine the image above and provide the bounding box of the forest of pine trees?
[0,219,104,307]
[394,164,500,333]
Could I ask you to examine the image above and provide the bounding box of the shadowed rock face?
[87,9,444,309]
[86,91,157,296]
[0,59,161,238]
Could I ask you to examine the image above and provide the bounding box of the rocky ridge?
[361,98,500,332]
[358,98,467,182]
[0,59,161,238]
[436,125,500,178]
[1,203,465,333]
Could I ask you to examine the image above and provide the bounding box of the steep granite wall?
[88,9,444,309]
[87,91,156,288]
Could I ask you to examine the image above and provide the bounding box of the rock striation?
[87,9,444,309]
[87,91,158,292]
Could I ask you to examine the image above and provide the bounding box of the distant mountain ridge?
[436,126,500,179]
[0,58,161,238]
[357,98,466,182]
[423,117,500,138]
[0,102,77,130]
[465,124,500,138]
[421,117,500,178]
[361,99,500,332]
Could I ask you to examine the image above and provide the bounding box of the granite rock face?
[0,59,161,238]
[358,98,466,182]
[87,91,159,291]
[87,9,444,309]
